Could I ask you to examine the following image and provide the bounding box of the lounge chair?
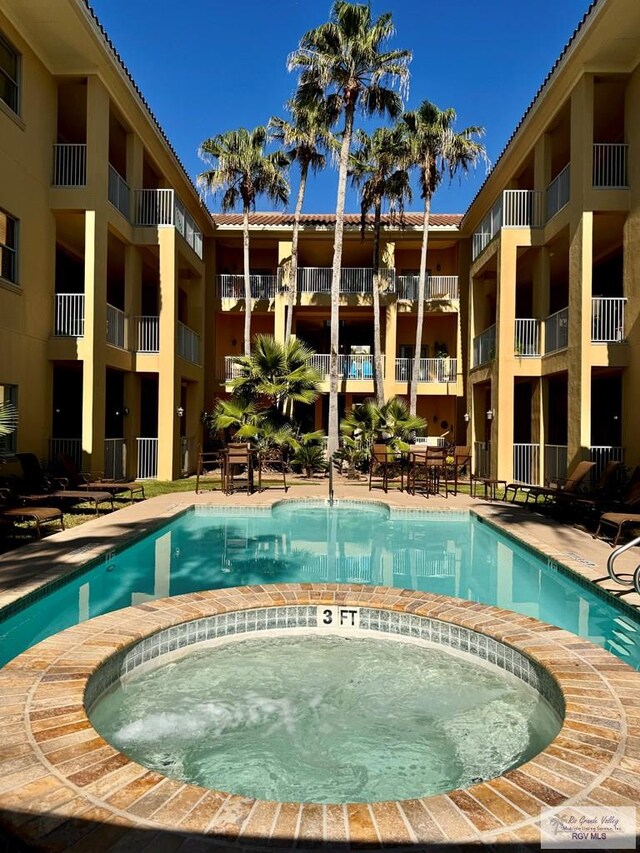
[594,467,640,545]
[0,488,64,538]
[55,453,145,503]
[15,453,114,514]
[563,460,625,519]
[522,460,596,506]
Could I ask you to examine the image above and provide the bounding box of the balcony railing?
[48,437,82,469]
[106,304,127,348]
[471,190,542,260]
[544,307,568,354]
[136,438,158,479]
[54,293,85,337]
[474,441,491,478]
[546,164,570,220]
[104,438,126,480]
[221,356,243,381]
[513,443,540,485]
[309,354,380,380]
[473,324,496,367]
[589,446,624,481]
[134,189,203,259]
[544,444,567,484]
[181,436,197,476]
[108,165,131,219]
[593,144,628,189]
[52,144,87,187]
[591,297,626,342]
[394,358,457,382]
[217,274,279,299]
[514,319,540,356]
[177,321,200,364]
[396,275,459,301]
[295,267,395,294]
[135,316,159,352]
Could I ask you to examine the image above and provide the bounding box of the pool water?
[89,635,562,802]
[1,503,639,668]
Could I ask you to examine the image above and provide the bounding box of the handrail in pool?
[607,534,640,585]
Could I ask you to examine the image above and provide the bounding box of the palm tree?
[288,1,411,456]
[349,126,411,407]
[401,101,486,416]
[341,396,426,452]
[269,103,331,344]
[197,127,289,356]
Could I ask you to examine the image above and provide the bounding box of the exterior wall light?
[486,409,495,420]
[176,406,185,418]
[463,412,470,422]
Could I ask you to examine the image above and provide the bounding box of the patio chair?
[195,447,225,493]
[522,460,595,506]
[257,447,289,493]
[0,487,64,538]
[369,444,393,493]
[223,443,255,495]
[55,453,145,503]
[15,453,114,514]
[450,446,471,496]
[410,446,450,498]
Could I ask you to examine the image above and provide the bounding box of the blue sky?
[90,0,591,215]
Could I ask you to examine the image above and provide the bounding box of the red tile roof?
[211,212,463,228]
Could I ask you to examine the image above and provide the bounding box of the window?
[0,209,18,283]
[0,384,18,455]
[0,33,19,115]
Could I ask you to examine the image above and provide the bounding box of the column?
[493,234,518,481]
[157,228,179,480]
[567,211,593,468]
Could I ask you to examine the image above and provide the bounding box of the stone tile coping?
[1,584,640,851]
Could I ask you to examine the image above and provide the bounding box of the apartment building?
[0,0,214,482]
[464,0,640,486]
[211,213,467,437]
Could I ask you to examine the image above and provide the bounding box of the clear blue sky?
[90,0,591,215]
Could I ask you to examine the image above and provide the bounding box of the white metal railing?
[513,443,540,485]
[471,190,542,260]
[54,293,85,336]
[136,438,158,479]
[413,436,446,447]
[134,188,175,225]
[108,165,130,219]
[106,304,127,348]
[49,437,82,469]
[177,321,200,364]
[473,324,496,367]
[181,436,197,476]
[396,275,459,301]
[104,438,126,480]
[52,144,87,186]
[395,357,457,382]
[474,441,491,478]
[544,307,568,353]
[515,319,540,356]
[135,316,159,353]
[591,297,626,342]
[174,197,203,259]
[544,444,568,484]
[309,354,380,380]
[546,164,570,220]
[217,274,279,299]
[295,267,395,294]
[593,144,628,189]
[472,196,503,260]
[589,446,624,481]
[221,356,243,381]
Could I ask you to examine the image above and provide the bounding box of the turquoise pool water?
[1,502,639,668]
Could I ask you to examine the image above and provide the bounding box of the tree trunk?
[409,194,431,417]
[327,103,355,457]
[242,207,252,357]
[285,165,307,344]
[372,199,385,408]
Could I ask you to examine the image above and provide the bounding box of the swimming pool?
[1,501,639,668]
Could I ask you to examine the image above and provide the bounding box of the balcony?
[108,165,131,219]
[591,297,626,342]
[472,324,496,367]
[134,189,203,259]
[396,275,459,301]
[395,358,457,382]
[593,144,628,189]
[310,354,379,380]
[52,144,87,187]
[106,304,127,348]
[177,321,200,364]
[546,165,570,220]
[296,267,395,294]
[544,308,568,354]
[136,437,158,479]
[217,274,279,299]
[54,293,85,337]
[471,190,543,260]
[135,316,159,353]
[514,319,540,356]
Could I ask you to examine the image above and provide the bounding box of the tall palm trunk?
[327,102,355,458]
[242,207,252,357]
[409,193,431,416]
[285,165,307,344]
[372,199,385,408]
